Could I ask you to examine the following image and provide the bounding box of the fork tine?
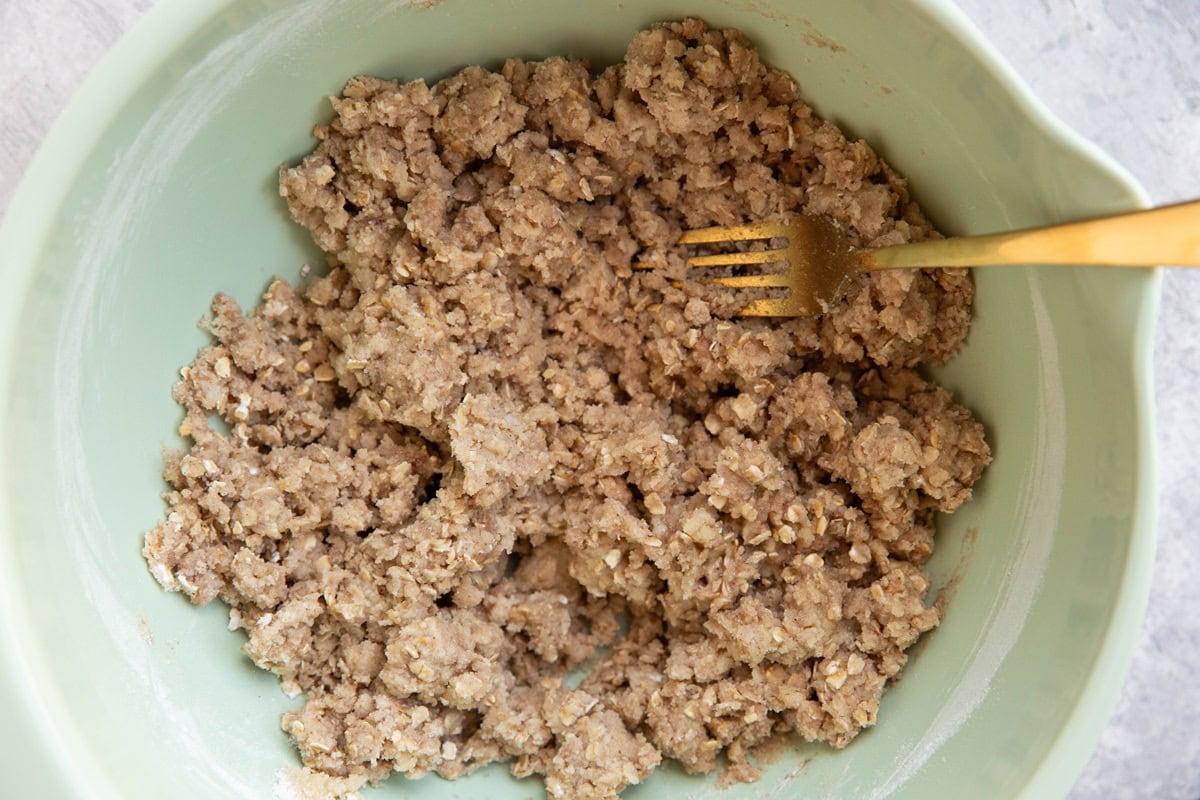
[703,273,792,289]
[738,296,818,317]
[679,221,791,245]
[687,248,789,268]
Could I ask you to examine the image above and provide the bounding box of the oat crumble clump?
[144,18,990,799]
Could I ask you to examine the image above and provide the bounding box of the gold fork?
[645,199,1200,316]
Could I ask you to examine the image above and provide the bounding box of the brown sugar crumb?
[144,18,989,799]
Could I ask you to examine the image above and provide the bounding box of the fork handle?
[866,198,1200,269]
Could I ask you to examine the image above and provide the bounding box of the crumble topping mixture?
[145,19,989,799]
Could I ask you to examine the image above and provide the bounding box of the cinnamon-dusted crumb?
[145,18,989,799]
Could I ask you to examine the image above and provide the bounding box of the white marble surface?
[1,1,1197,797]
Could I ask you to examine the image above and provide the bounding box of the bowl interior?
[0,0,1154,798]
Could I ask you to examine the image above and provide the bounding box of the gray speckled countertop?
[1,1,1197,797]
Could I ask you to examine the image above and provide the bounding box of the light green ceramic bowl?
[0,0,1157,798]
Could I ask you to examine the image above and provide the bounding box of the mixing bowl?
[0,0,1157,797]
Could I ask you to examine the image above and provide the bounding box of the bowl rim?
[906,4,1159,799]
[0,0,1159,798]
